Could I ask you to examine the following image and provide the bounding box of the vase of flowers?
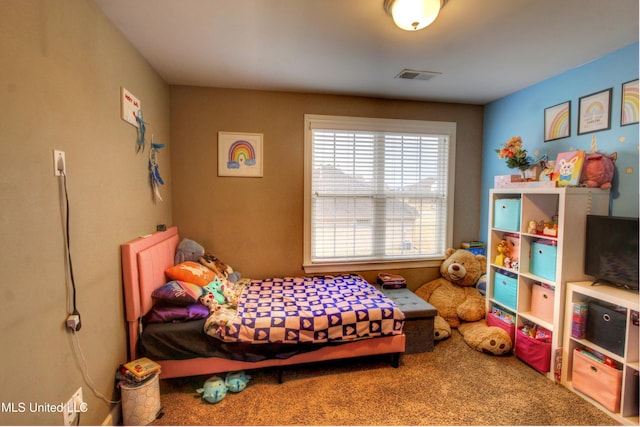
[495,136,533,178]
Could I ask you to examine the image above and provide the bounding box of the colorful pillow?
[165,261,216,287]
[152,280,204,306]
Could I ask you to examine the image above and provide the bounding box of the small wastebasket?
[120,372,161,425]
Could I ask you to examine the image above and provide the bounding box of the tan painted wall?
[170,86,484,290]
[0,1,171,425]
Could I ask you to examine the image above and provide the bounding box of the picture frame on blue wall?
[577,88,612,135]
[621,79,639,126]
[544,101,571,142]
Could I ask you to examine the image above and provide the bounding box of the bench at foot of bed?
[378,287,437,353]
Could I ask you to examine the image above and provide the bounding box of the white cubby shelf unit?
[486,187,610,382]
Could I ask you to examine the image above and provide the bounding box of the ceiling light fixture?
[384,0,447,31]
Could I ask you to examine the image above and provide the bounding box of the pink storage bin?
[486,312,515,343]
[572,349,622,413]
[530,283,554,323]
[515,327,551,373]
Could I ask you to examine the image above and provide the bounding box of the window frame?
[303,114,456,273]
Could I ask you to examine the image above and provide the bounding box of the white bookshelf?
[486,187,610,381]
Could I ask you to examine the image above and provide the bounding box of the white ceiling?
[93,0,639,105]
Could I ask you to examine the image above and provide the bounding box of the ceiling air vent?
[395,69,442,81]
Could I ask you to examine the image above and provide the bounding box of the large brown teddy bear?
[415,248,512,355]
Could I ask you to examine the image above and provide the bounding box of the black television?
[584,215,639,291]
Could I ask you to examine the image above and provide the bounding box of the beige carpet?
[150,332,619,426]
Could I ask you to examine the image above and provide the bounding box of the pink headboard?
[121,226,179,360]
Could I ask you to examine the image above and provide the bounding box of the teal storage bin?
[493,269,517,309]
[493,199,521,231]
[530,240,557,281]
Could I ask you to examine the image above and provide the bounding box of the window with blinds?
[303,115,456,273]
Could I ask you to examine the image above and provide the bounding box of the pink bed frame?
[121,226,406,379]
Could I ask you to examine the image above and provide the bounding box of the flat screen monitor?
[584,215,639,291]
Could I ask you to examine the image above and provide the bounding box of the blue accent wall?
[480,42,639,243]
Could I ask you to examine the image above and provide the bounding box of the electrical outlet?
[53,150,66,176]
[63,387,83,426]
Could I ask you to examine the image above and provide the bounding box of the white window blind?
[303,115,455,273]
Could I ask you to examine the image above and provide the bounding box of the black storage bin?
[586,301,626,356]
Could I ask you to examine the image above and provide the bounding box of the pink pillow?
[165,262,215,287]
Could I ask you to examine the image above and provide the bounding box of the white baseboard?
[101,403,121,426]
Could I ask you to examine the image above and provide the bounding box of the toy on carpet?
[415,248,512,355]
[197,376,227,404]
[197,371,251,404]
[225,371,251,393]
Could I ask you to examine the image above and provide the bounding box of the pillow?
[143,304,209,323]
[165,261,216,287]
[152,280,204,306]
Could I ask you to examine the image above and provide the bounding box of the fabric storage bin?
[586,302,626,356]
[530,240,557,281]
[572,349,622,413]
[486,312,515,343]
[530,283,555,323]
[493,270,517,309]
[515,327,551,373]
[493,199,521,231]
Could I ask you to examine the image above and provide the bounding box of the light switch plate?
[121,87,140,128]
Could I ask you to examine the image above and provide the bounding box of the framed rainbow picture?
[544,100,571,142]
[218,132,263,177]
[621,79,639,126]
[578,88,612,135]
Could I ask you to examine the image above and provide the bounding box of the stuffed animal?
[175,238,205,265]
[415,248,512,355]
[579,151,617,189]
[225,371,251,393]
[202,277,227,306]
[197,376,227,404]
[494,239,509,267]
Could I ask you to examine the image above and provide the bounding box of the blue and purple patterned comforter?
[204,274,405,344]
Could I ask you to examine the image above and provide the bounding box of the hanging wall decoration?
[544,101,571,142]
[131,107,165,203]
[135,109,147,153]
[149,137,165,203]
[621,79,639,126]
[578,88,612,135]
[218,132,263,177]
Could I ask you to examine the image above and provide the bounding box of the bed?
[121,226,406,380]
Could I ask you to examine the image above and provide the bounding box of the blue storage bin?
[530,240,557,281]
[494,269,517,309]
[493,199,521,231]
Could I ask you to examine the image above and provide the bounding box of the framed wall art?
[544,100,571,142]
[621,79,639,126]
[218,132,263,177]
[577,88,612,135]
